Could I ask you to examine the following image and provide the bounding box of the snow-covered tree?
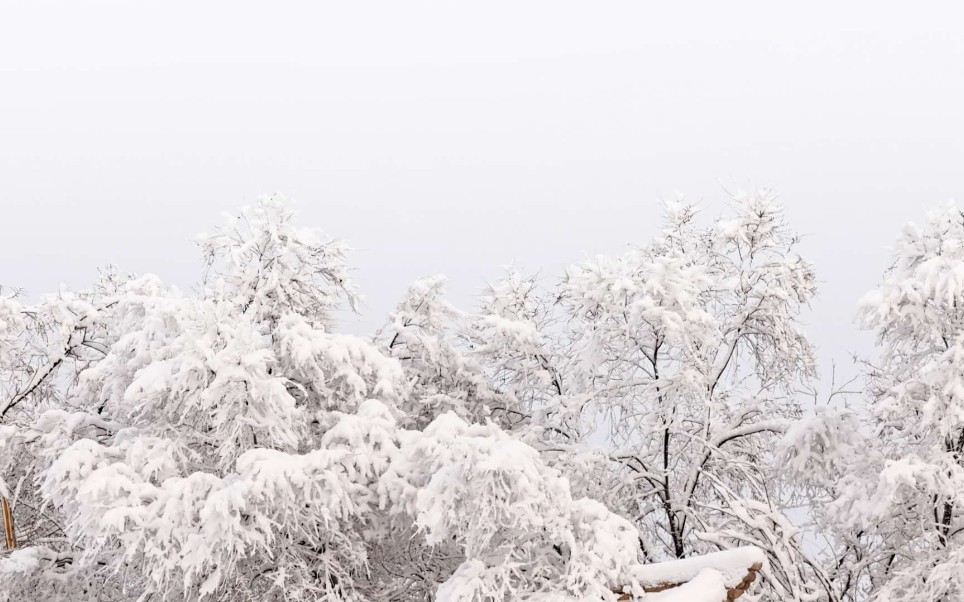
[0,270,129,600]
[376,275,502,431]
[812,203,964,601]
[555,192,827,600]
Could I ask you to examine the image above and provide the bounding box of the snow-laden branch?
[1,303,110,421]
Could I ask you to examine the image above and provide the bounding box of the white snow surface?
[644,568,729,602]
[629,546,765,589]
[0,548,40,575]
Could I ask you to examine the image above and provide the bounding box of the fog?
[3,1,963,392]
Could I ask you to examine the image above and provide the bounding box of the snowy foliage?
[425,192,826,600]
[806,203,964,602]
[1,196,744,602]
[12,190,953,602]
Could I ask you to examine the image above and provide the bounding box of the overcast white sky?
[2,2,963,390]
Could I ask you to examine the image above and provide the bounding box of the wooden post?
[1,498,15,550]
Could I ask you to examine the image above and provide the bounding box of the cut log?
[614,547,765,602]
[726,563,761,600]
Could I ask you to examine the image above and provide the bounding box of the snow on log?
[644,569,727,602]
[616,547,765,601]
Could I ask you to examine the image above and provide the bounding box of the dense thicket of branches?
[0,194,959,602]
